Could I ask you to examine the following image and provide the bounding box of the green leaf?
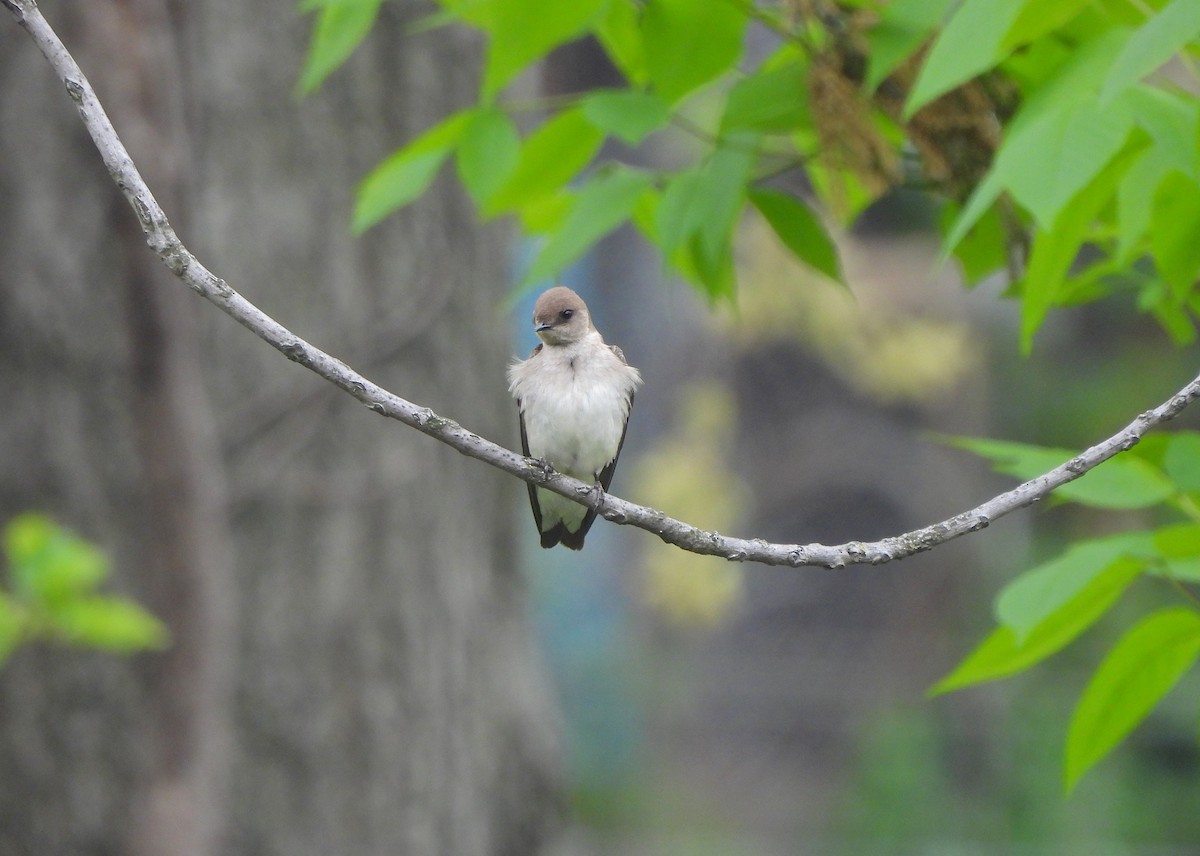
[943,31,1130,250]
[353,110,475,232]
[947,436,1176,509]
[696,137,756,255]
[639,128,756,301]
[1136,278,1197,345]
[594,0,648,86]
[1163,558,1200,582]
[657,133,756,255]
[1165,432,1200,492]
[995,533,1153,643]
[1065,607,1200,791]
[1001,0,1091,52]
[632,184,730,299]
[1100,0,1200,102]
[1150,172,1200,300]
[681,233,737,300]
[1012,98,1135,230]
[4,513,109,606]
[720,62,810,133]
[1049,454,1175,509]
[516,189,574,235]
[0,514,168,661]
[581,90,672,145]
[431,0,494,25]
[1092,0,1162,28]
[664,136,756,299]
[944,203,1009,286]
[298,0,382,95]
[456,107,521,210]
[1110,87,1199,264]
[1153,522,1200,582]
[1019,147,1136,351]
[931,557,1144,695]
[50,597,170,653]
[656,169,709,254]
[748,188,842,283]
[1127,87,1200,178]
[642,0,746,103]
[807,160,881,228]
[407,7,461,34]
[520,168,653,288]
[864,0,952,92]
[1057,256,1127,307]
[480,0,609,99]
[942,437,1068,479]
[1116,148,1174,264]
[484,108,605,216]
[1019,230,1084,353]
[956,92,1134,236]
[904,0,1024,116]
[4,513,54,569]
[1154,521,1200,558]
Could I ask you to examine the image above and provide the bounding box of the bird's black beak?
[535,322,553,332]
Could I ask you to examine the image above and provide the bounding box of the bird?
[507,286,642,550]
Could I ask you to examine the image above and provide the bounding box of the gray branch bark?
[8,0,1200,569]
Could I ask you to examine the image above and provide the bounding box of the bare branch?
[8,0,1200,567]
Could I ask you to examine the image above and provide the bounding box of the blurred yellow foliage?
[726,216,978,405]
[630,385,749,626]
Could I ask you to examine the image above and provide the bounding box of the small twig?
[1165,575,1200,609]
[667,113,797,159]
[730,0,815,54]
[752,155,811,186]
[500,90,589,114]
[8,0,1200,567]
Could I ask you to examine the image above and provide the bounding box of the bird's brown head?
[531,286,593,346]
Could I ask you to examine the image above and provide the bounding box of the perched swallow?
[507,286,642,549]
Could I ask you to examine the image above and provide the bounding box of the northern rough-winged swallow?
[508,286,642,550]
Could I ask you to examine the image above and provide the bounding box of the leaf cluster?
[936,432,1200,791]
[0,514,169,665]
[301,0,1200,350]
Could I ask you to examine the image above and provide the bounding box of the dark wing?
[597,391,633,495]
[597,344,635,496]
[561,344,636,550]
[518,344,561,547]
[518,405,546,540]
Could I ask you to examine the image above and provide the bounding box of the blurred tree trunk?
[0,2,562,855]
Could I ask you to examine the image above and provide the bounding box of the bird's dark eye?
[560,309,574,320]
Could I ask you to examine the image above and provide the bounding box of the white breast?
[508,334,641,481]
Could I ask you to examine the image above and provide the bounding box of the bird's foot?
[532,457,554,481]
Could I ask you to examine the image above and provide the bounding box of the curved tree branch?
[8,0,1200,568]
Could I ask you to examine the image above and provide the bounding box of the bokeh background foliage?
[4,0,1200,852]
[0,514,167,664]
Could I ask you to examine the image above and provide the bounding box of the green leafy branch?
[933,432,1200,791]
[0,514,169,667]
[302,0,841,300]
[300,0,1200,349]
